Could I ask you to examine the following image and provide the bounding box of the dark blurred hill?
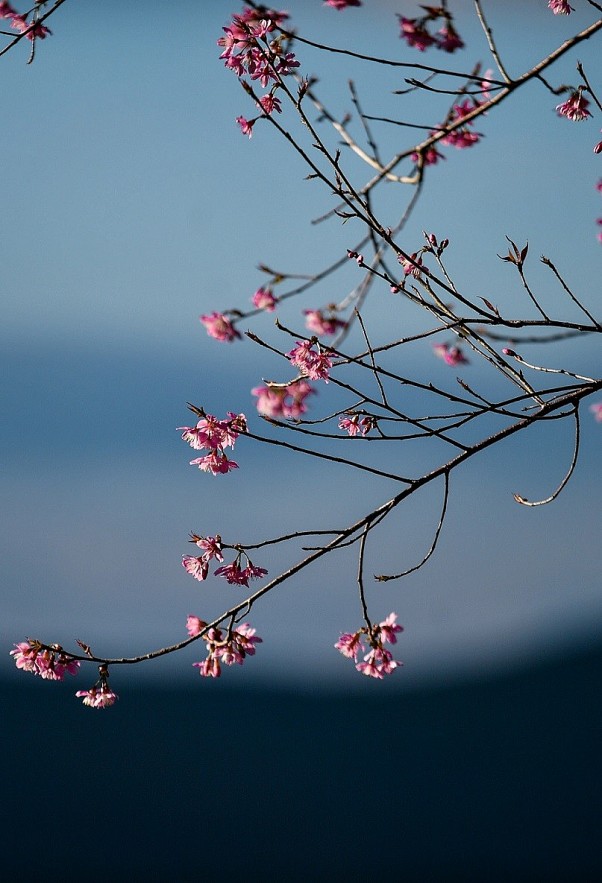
[2,639,601,882]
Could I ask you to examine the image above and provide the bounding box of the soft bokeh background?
[1,2,600,878]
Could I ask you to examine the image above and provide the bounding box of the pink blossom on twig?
[200,311,241,342]
[556,91,592,121]
[548,0,574,13]
[433,342,469,366]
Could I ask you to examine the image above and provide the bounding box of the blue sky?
[2,0,601,688]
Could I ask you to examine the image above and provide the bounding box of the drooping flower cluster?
[441,99,483,149]
[433,342,469,366]
[252,378,315,418]
[187,615,262,678]
[200,310,241,342]
[548,0,574,13]
[76,666,118,709]
[10,640,80,680]
[0,1,51,41]
[179,411,246,475]
[338,413,375,436]
[288,339,333,381]
[556,89,592,122]
[183,538,267,587]
[398,8,464,53]
[335,613,403,679]
[303,308,346,336]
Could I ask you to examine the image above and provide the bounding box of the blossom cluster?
[179,411,246,475]
[187,615,262,678]
[304,308,346,337]
[76,684,119,709]
[433,342,469,367]
[183,538,268,588]
[325,0,362,10]
[10,640,80,680]
[339,413,375,436]
[218,6,299,136]
[253,378,315,418]
[288,339,333,381]
[398,9,464,54]
[335,613,403,679]
[556,89,592,122]
[0,1,51,41]
[548,0,574,13]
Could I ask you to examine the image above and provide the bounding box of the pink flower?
[398,252,424,278]
[548,0,574,12]
[252,286,277,311]
[186,615,207,637]
[338,414,374,436]
[398,16,435,51]
[436,25,464,53]
[411,143,445,166]
[75,686,118,709]
[594,139,602,155]
[303,308,345,336]
[257,93,282,115]
[335,631,363,661]
[433,342,469,366]
[288,340,333,381]
[182,555,210,581]
[194,535,223,561]
[324,0,362,8]
[10,641,80,680]
[214,558,268,587]
[193,621,262,677]
[200,311,241,342]
[189,451,239,475]
[556,91,592,121]
[236,115,256,137]
[590,402,602,422]
[378,612,404,645]
[252,378,316,418]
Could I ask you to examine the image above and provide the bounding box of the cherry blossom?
[252,378,316,418]
[10,641,80,680]
[189,450,239,475]
[335,612,403,677]
[288,339,333,381]
[412,142,445,166]
[324,0,362,8]
[334,630,363,661]
[200,311,241,342]
[252,286,278,311]
[76,686,119,709]
[398,16,435,51]
[303,308,345,336]
[186,615,207,637]
[257,93,282,115]
[192,620,262,678]
[548,0,574,12]
[338,414,374,436]
[214,557,268,587]
[236,115,256,137]
[398,252,424,278]
[193,535,224,561]
[433,342,469,366]
[182,555,210,581]
[436,24,464,53]
[594,134,602,154]
[556,91,592,121]
[378,612,404,645]
[0,3,51,40]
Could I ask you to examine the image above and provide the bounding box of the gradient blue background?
[1,2,601,877]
